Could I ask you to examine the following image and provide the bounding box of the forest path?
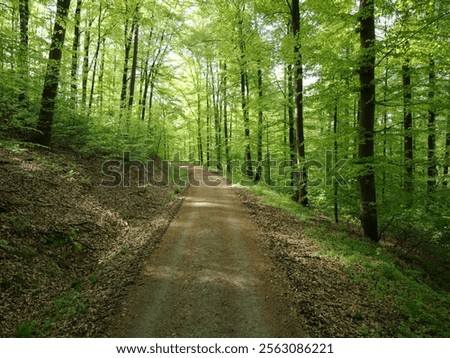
[109,167,306,338]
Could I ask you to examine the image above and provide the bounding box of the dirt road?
[109,168,306,337]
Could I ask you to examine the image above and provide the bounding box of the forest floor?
[0,145,448,337]
[0,145,180,337]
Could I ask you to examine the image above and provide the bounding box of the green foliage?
[0,239,10,251]
[47,292,86,320]
[15,290,87,338]
[15,246,38,259]
[251,185,450,337]
[15,321,41,338]
[88,274,99,285]
[1,0,449,337]
[41,227,82,253]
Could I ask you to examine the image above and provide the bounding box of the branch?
[376,11,450,67]
[379,214,398,241]
[285,0,292,12]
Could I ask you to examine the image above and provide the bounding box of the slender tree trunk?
[88,56,97,115]
[210,63,222,170]
[148,71,156,125]
[88,5,103,114]
[358,0,378,242]
[382,62,388,202]
[120,18,133,110]
[33,0,71,147]
[140,31,154,122]
[206,67,212,165]
[98,38,105,115]
[18,0,29,104]
[403,58,414,195]
[353,97,360,160]
[143,31,167,124]
[70,0,82,106]
[197,89,204,164]
[334,105,339,224]
[223,62,231,173]
[128,12,139,109]
[141,60,150,121]
[427,59,437,194]
[283,70,288,159]
[81,18,93,108]
[444,114,450,186]
[292,0,308,206]
[238,10,252,177]
[287,64,296,187]
[255,67,264,182]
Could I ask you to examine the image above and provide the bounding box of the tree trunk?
[334,105,339,224]
[292,0,308,206]
[197,87,204,164]
[427,59,437,194]
[238,9,253,178]
[81,18,93,108]
[140,29,155,122]
[70,0,82,106]
[255,67,263,182]
[381,63,388,202]
[98,37,105,115]
[141,59,150,121]
[128,11,139,109]
[120,17,134,110]
[147,40,168,128]
[33,0,71,147]
[210,63,222,170]
[444,115,450,186]
[138,10,154,117]
[88,4,104,114]
[18,0,29,104]
[206,67,212,165]
[403,58,414,195]
[358,0,378,242]
[287,64,296,187]
[222,62,231,173]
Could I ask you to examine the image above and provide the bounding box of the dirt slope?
[0,147,179,337]
[109,168,307,337]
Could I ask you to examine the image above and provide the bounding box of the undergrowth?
[245,183,450,338]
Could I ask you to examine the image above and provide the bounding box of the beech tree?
[291,0,308,206]
[18,0,29,105]
[33,0,72,147]
[358,0,378,242]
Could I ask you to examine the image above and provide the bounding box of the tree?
[2,0,447,250]
[292,0,308,206]
[403,56,414,195]
[128,7,140,109]
[427,59,437,194]
[70,0,83,106]
[444,114,450,186]
[358,0,378,242]
[33,0,72,147]
[18,0,29,105]
[237,2,253,178]
[222,62,231,173]
[255,66,263,182]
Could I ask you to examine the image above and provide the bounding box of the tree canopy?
[1,0,449,243]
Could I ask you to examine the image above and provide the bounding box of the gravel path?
[109,168,307,338]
